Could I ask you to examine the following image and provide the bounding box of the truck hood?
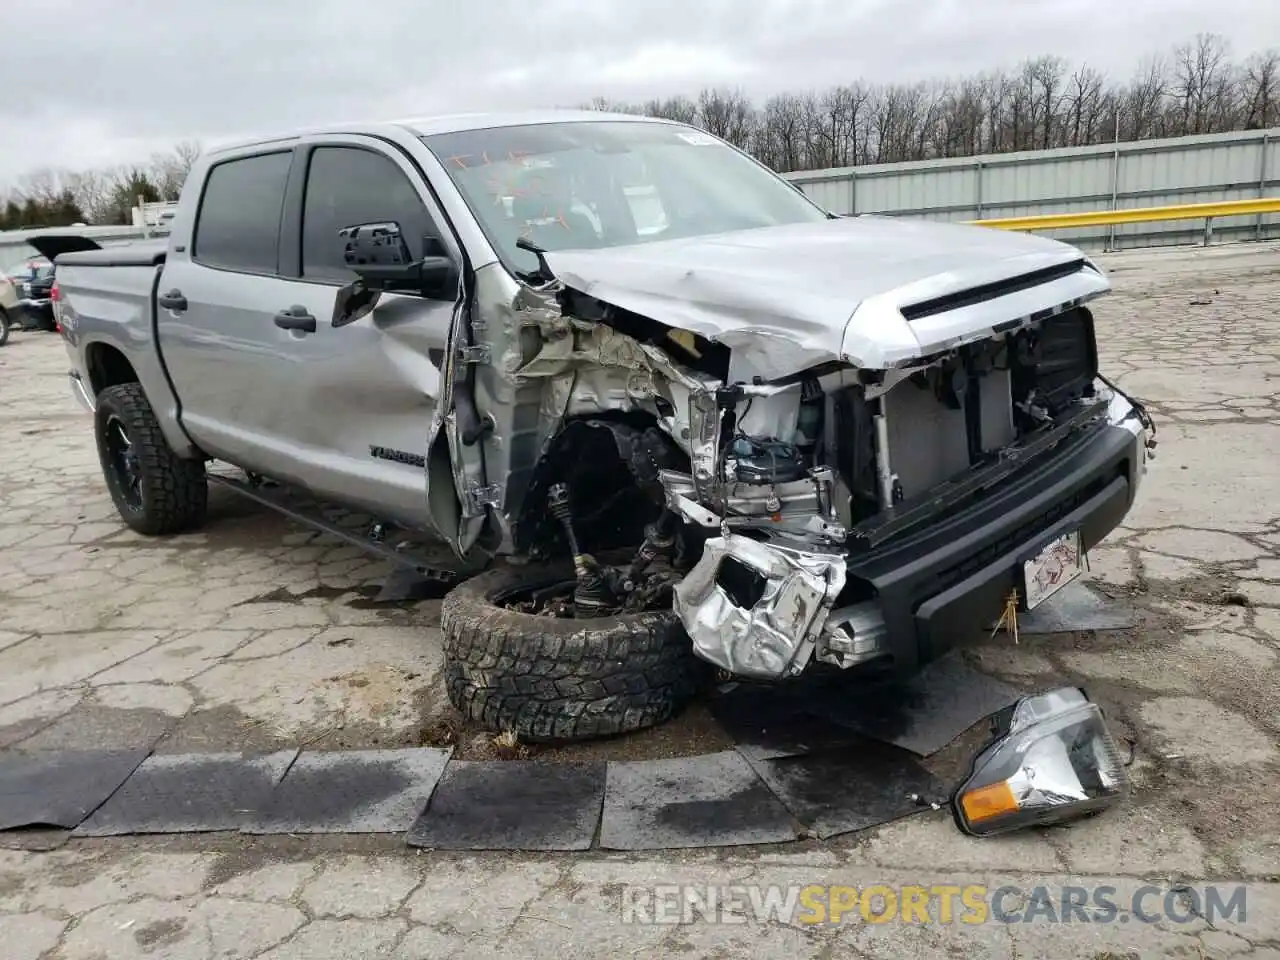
[544,216,1110,379]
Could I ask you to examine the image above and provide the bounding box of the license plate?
[1022,530,1084,610]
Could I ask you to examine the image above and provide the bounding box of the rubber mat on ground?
[0,749,151,830]
[75,750,298,836]
[242,748,451,834]
[406,760,605,851]
[599,751,799,850]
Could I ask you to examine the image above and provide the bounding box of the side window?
[193,152,291,274]
[302,147,437,282]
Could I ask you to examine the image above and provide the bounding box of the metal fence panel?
[786,128,1280,251]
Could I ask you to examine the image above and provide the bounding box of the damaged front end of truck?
[459,222,1154,685]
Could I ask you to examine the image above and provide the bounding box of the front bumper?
[855,407,1143,673]
[16,298,54,329]
[673,389,1148,679]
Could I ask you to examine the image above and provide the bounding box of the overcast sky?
[2,0,1277,186]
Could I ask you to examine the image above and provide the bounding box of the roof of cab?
[206,110,674,156]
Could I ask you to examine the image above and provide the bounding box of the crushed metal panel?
[673,535,846,679]
[406,760,605,851]
[74,750,297,836]
[599,751,799,850]
[0,749,151,831]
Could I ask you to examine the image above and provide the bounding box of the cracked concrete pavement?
[0,241,1278,957]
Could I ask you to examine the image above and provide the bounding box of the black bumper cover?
[846,421,1141,672]
[15,300,55,330]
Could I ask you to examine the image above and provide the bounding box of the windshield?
[422,121,828,279]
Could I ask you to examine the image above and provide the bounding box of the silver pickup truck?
[47,111,1153,742]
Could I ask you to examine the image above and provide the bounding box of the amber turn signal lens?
[959,781,1019,823]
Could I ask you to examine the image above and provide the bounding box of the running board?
[207,473,480,587]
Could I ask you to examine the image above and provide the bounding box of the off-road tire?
[0,308,10,346]
[95,382,208,535]
[442,562,711,742]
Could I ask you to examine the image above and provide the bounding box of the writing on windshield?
[423,121,827,275]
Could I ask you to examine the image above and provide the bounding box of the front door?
[252,140,460,527]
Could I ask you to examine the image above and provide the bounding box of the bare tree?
[64,170,115,224]
[1174,33,1236,134]
[14,168,65,209]
[641,96,699,125]
[696,88,757,150]
[1122,56,1169,140]
[759,93,808,172]
[148,140,202,201]
[1241,50,1280,129]
[1061,65,1105,146]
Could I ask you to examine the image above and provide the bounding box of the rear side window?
[301,146,438,282]
[193,152,291,274]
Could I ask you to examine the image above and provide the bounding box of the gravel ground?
[0,241,1278,957]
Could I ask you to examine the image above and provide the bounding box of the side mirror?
[332,222,458,327]
[338,221,457,297]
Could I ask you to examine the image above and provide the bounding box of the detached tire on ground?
[95,382,209,536]
[442,563,711,742]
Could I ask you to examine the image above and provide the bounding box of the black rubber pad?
[715,652,1017,759]
[742,744,948,839]
[74,751,298,836]
[242,748,451,834]
[0,749,151,830]
[810,652,1019,757]
[599,751,799,850]
[710,680,864,761]
[406,760,605,851]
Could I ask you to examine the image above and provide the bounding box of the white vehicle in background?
[0,273,16,345]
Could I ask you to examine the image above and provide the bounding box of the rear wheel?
[0,308,10,346]
[95,383,208,535]
[441,561,710,742]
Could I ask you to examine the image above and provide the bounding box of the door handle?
[157,289,187,312]
[274,306,317,333]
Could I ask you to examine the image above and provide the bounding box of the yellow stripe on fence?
[968,197,1280,231]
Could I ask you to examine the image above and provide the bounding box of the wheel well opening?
[86,344,139,397]
[515,413,690,560]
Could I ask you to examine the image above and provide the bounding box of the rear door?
[155,147,296,471]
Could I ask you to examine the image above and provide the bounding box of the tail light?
[51,280,62,333]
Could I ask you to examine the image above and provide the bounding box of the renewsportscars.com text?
[621,883,1248,927]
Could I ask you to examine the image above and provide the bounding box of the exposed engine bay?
[495,255,1152,684]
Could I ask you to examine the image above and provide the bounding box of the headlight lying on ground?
[953,687,1129,837]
